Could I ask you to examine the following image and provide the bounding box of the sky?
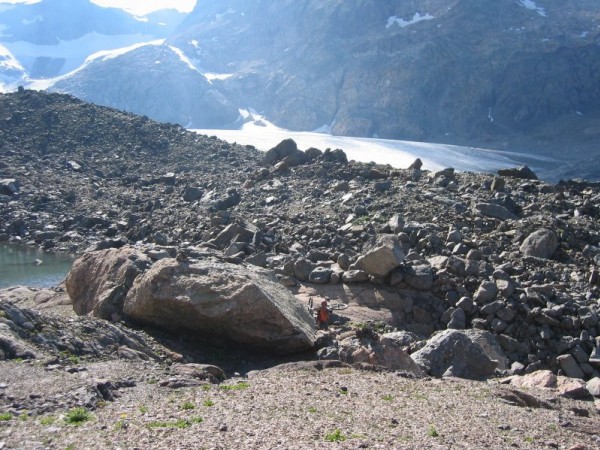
[0,0,197,15]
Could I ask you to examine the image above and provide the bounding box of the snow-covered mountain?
[1,0,599,180]
[0,0,185,79]
[50,40,239,128]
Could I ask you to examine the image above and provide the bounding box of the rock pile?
[2,90,600,382]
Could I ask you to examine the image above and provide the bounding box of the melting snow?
[204,72,234,83]
[168,45,201,73]
[86,39,164,62]
[517,0,546,17]
[193,114,556,176]
[386,13,434,29]
[0,44,25,72]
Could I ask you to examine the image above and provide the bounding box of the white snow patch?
[203,72,233,83]
[22,15,43,26]
[576,111,583,116]
[488,107,494,123]
[312,124,332,134]
[193,116,556,176]
[1,32,159,76]
[0,44,25,72]
[86,39,164,63]
[133,16,149,23]
[517,0,546,17]
[578,31,589,38]
[167,45,201,73]
[386,12,434,29]
[189,39,200,49]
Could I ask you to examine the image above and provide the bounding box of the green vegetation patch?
[219,381,250,391]
[325,429,347,442]
[64,407,92,425]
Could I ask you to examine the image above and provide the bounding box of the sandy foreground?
[0,356,599,450]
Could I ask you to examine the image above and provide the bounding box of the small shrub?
[64,407,92,425]
[382,394,393,401]
[325,429,346,443]
[203,399,215,407]
[307,407,317,413]
[182,401,195,410]
[0,413,12,421]
[201,384,211,391]
[68,355,80,364]
[427,425,439,437]
[139,406,149,414]
[189,416,203,424]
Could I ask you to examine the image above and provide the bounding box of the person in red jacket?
[316,300,330,329]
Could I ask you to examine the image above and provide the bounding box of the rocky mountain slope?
[0,89,600,447]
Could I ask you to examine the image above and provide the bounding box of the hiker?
[316,300,330,329]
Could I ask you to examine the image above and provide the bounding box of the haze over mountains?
[1,0,599,180]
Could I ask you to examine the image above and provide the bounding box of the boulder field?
[1,91,600,389]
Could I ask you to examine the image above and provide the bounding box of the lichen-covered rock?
[124,258,315,354]
[66,247,151,320]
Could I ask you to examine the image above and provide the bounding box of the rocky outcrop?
[411,330,502,380]
[123,258,316,354]
[263,139,308,168]
[66,247,151,320]
[350,235,405,278]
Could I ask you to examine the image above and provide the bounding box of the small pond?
[0,243,75,289]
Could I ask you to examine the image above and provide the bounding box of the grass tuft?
[64,407,92,425]
[325,429,347,442]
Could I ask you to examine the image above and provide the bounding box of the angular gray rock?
[520,228,559,259]
[0,179,19,196]
[263,139,307,167]
[497,166,538,180]
[66,247,151,320]
[351,234,405,278]
[557,354,585,379]
[586,377,600,397]
[474,203,518,220]
[403,264,434,291]
[411,330,502,379]
[473,281,498,305]
[123,258,316,354]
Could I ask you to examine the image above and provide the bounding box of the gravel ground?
[1,360,599,450]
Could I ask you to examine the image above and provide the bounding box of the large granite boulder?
[123,258,316,354]
[350,234,405,278]
[411,329,504,380]
[66,247,151,320]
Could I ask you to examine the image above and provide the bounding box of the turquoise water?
[0,243,75,289]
